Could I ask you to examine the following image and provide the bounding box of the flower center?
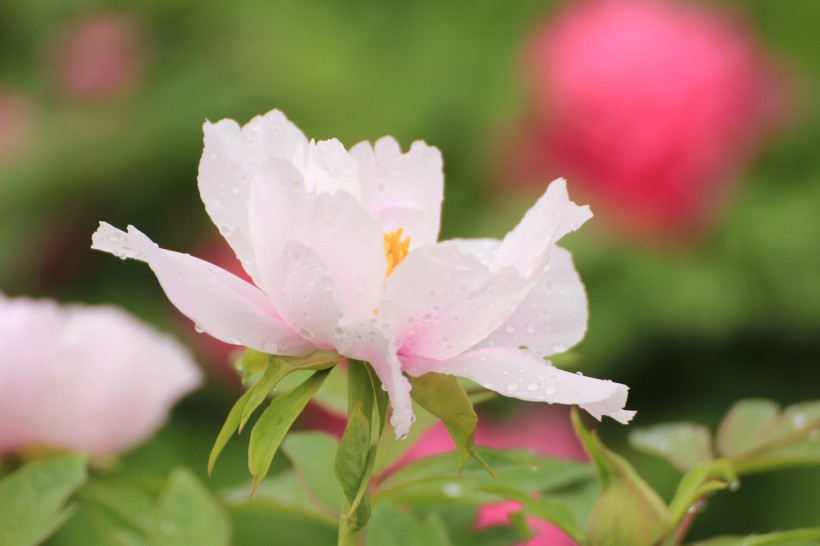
[384,228,411,278]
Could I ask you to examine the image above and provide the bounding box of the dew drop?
[506,383,519,393]
[552,344,567,353]
[526,383,538,392]
[218,224,234,236]
[545,386,556,396]
[299,328,313,339]
[194,324,205,333]
[442,482,463,498]
[729,481,740,492]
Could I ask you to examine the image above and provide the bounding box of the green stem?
[338,502,361,546]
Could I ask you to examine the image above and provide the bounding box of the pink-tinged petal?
[476,501,579,546]
[403,347,634,424]
[492,179,592,277]
[350,136,444,247]
[271,241,345,349]
[303,138,362,198]
[339,322,414,439]
[381,242,532,361]
[478,245,588,358]
[198,110,308,283]
[0,296,201,456]
[248,161,386,321]
[91,223,313,356]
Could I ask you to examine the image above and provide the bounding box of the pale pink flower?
[508,0,782,238]
[92,109,634,438]
[476,500,577,546]
[0,295,202,456]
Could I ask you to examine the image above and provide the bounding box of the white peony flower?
[92,109,634,439]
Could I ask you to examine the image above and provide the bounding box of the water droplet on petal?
[506,383,519,393]
[194,324,205,333]
[545,386,556,396]
[526,383,538,392]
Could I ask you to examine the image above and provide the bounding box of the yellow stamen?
[384,228,411,278]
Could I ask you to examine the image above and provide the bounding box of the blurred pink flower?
[51,13,147,100]
[0,88,33,163]
[401,406,583,545]
[507,0,783,239]
[476,500,577,546]
[0,295,202,456]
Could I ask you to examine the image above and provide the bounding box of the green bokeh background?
[1,0,818,542]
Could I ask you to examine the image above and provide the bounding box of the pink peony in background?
[400,406,584,545]
[50,13,147,100]
[0,294,202,456]
[506,0,783,239]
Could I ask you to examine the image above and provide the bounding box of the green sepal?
[0,453,88,546]
[335,360,381,530]
[247,369,331,492]
[208,350,342,475]
[409,372,492,476]
[571,409,669,546]
[666,460,737,533]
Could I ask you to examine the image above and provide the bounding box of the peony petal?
[270,241,345,350]
[492,178,592,277]
[466,244,588,358]
[248,161,386,322]
[198,110,308,284]
[403,347,634,424]
[338,322,414,439]
[91,223,313,356]
[380,242,532,361]
[350,137,444,247]
[302,138,362,199]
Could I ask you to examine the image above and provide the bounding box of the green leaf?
[0,453,87,546]
[365,502,453,546]
[717,399,820,473]
[629,422,714,472]
[209,387,256,476]
[248,369,331,491]
[687,528,820,546]
[571,410,668,546]
[377,448,595,507]
[150,468,230,546]
[717,399,781,458]
[480,486,587,545]
[281,432,343,513]
[409,372,492,475]
[220,471,336,526]
[666,460,737,532]
[336,360,380,530]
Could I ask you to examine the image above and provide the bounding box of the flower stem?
[338,503,360,546]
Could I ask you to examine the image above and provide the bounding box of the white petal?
[198,110,308,284]
[340,323,414,439]
[403,347,633,424]
[381,242,532,360]
[478,245,588,358]
[248,161,386,321]
[91,223,313,356]
[492,179,592,277]
[302,139,362,199]
[350,137,444,247]
[271,241,345,350]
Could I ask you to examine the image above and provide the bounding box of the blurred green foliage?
[1,0,819,542]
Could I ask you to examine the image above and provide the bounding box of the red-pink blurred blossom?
[51,13,147,100]
[0,295,202,457]
[401,406,584,545]
[506,0,784,239]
